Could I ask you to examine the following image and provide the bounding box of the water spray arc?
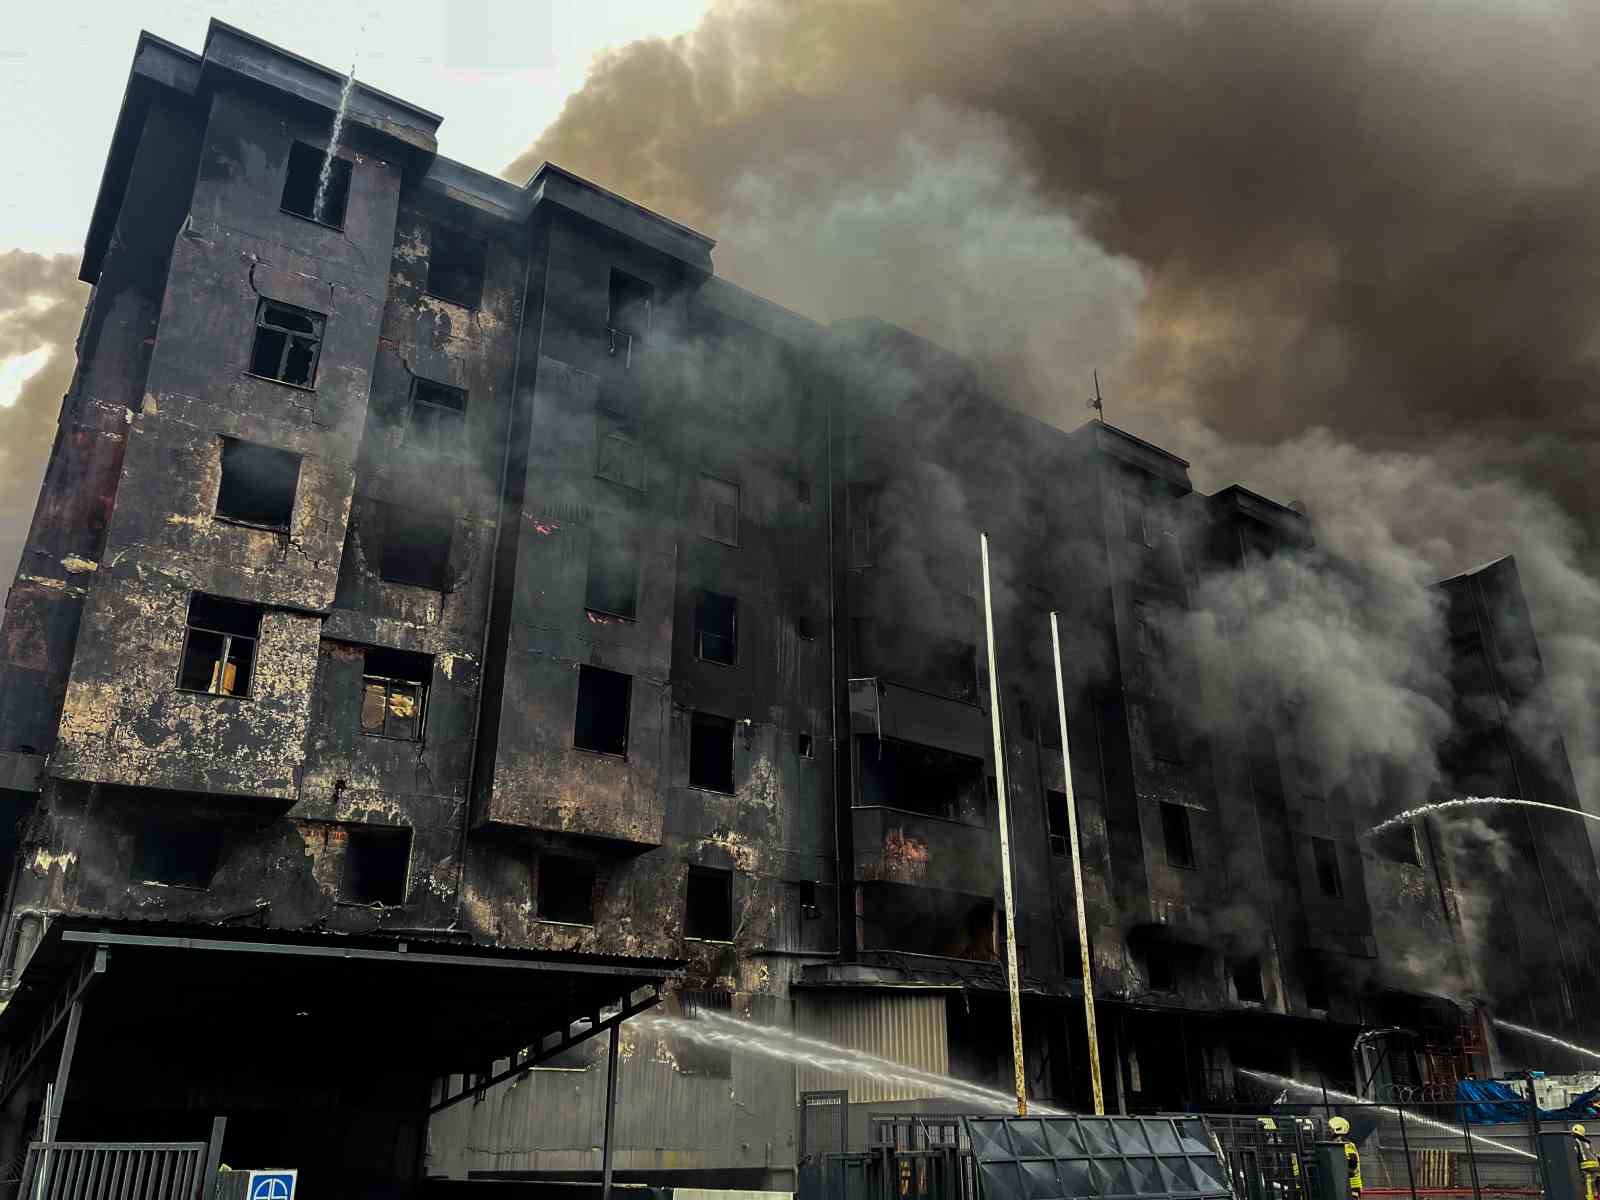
[1237,1068,1535,1160]
[1365,796,1600,839]
[1493,1018,1600,1062]
[314,66,357,224]
[637,1009,1068,1117]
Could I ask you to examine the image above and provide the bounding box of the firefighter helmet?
[1328,1117,1351,1136]
[1574,1125,1588,1137]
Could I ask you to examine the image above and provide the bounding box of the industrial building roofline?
[81,21,715,285]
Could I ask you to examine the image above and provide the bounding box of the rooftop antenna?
[1087,370,1106,422]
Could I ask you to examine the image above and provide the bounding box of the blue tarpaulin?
[1456,1078,1600,1125]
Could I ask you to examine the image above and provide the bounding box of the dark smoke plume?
[0,251,84,587]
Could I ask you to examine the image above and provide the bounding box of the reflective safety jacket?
[1343,1140,1362,1196]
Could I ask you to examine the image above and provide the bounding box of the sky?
[4,2,712,259]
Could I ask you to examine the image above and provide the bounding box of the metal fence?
[10,1119,225,1200]
[1208,1097,1555,1200]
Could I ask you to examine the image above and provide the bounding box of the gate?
[13,1118,225,1200]
[800,1089,850,1160]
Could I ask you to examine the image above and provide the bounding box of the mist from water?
[314,68,357,224]
[1493,1018,1600,1063]
[1237,1068,1534,1159]
[1365,796,1600,839]
[638,1008,1066,1116]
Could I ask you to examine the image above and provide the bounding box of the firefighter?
[1572,1124,1598,1200]
[1328,1116,1361,1200]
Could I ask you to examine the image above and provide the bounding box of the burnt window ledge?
[242,371,318,394]
[584,607,637,624]
[136,879,211,893]
[175,686,251,702]
[687,783,737,798]
[536,918,595,930]
[333,898,408,911]
[684,936,736,946]
[573,746,629,763]
[279,205,346,233]
[214,515,291,535]
[423,290,481,313]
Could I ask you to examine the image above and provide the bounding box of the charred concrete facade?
[1,20,1598,1195]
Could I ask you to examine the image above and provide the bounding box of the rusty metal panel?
[794,991,949,1104]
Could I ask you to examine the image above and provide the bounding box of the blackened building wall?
[0,20,1596,1191]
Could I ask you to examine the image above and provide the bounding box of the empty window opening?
[685,866,734,940]
[596,416,645,491]
[1045,790,1070,857]
[1232,956,1266,1003]
[407,378,467,456]
[1248,724,1285,804]
[585,531,639,620]
[1146,947,1176,992]
[1313,836,1344,897]
[360,646,431,741]
[427,225,487,309]
[280,140,351,228]
[1147,699,1183,763]
[1017,696,1037,741]
[216,439,301,530]
[675,990,733,1076]
[607,269,654,345]
[1122,491,1150,545]
[856,735,988,826]
[698,475,740,545]
[340,825,411,906]
[538,855,596,925]
[798,731,815,760]
[574,664,631,757]
[249,299,324,388]
[1303,958,1331,1010]
[1374,821,1422,866]
[797,477,812,504]
[689,710,735,794]
[178,594,262,697]
[132,824,224,890]
[798,880,820,919]
[796,616,816,642]
[378,503,453,590]
[695,591,738,664]
[1160,801,1195,869]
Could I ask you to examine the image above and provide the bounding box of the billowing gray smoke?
[0,251,84,587]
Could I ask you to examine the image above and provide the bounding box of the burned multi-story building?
[0,20,1597,1196]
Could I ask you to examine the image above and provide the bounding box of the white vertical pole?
[980,532,1028,1117]
[1051,611,1105,1114]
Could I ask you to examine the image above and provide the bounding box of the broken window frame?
[684,866,734,941]
[694,590,738,665]
[1160,801,1196,869]
[798,731,815,760]
[406,377,468,458]
[1122,490,1151,547]
[248,299,325,389]
[688,710,736,795]
[177,594,262,699]
[573,664,632,758]
[697,474,740,546]
[1374,821,1423,867]
[537,854,598,926]
[606,268,654,356]
[1045,790,1070,857]
[1232,956,1266,1003]
[426,224,487,310]
[215,437,302,532]
[1312,835,1344,897]
[595,415,646,492]
[131,823,225,891]
[279,140,352,230]
[339,824,412,907]
[360,648,431,742]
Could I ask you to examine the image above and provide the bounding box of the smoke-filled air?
[5,5,1600,883]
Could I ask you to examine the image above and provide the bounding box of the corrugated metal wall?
[794,991,949,1103]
